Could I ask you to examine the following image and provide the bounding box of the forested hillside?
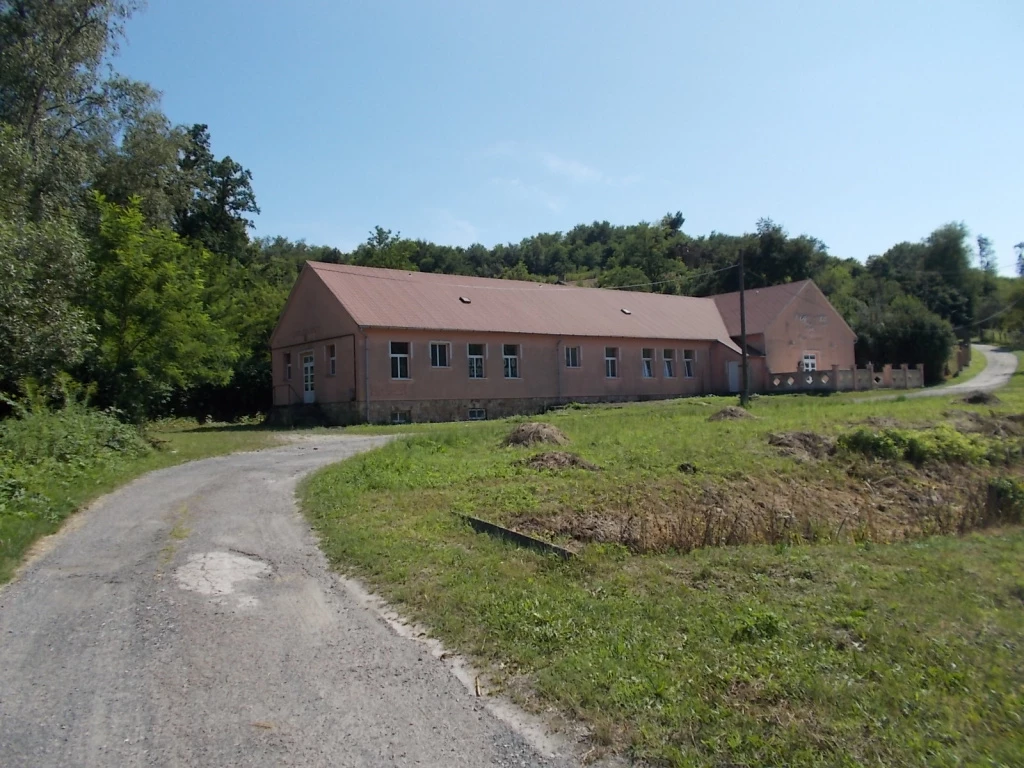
[3,1,1022,420]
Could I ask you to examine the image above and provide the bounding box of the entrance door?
[302,352,315,403]
[726,361,740,393]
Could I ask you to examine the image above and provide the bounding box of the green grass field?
[301,359,1024,767]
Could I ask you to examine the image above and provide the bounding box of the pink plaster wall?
[763,283,856,373]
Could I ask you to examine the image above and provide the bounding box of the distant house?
[269,263,746,424]
[711,279,857,390]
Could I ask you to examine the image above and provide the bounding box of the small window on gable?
[468,343,485,378]
[605,347,619,378]
[430,341,450,368]
[468,408,486,421]
[327,343,336,376]
[390,341,410,380]
[663,349,676,378]
[503,344,520,379]
[565,346,580,368]
[284,352,292,381]
[683,349,696,379]
[641,348,654,379]
[802,352,818,372]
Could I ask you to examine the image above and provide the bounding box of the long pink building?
[269,263,853,424]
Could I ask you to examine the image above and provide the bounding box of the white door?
[302,353,315,404]
[727,361,740,393]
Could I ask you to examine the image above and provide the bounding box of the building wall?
[360,330,723,421]
[762,283,856,374]
[270,268,362,407]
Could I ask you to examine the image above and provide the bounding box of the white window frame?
[564,345,581,369]
[468,408,486,421]
[467,343,486,379]
[391,410,411,424]
[390,341,411,380]
[327,343,336,376]
[503,343,520,379]
[429,341,451,368]
[284,352,292,381]
[802,352,818,372]
[663,349,676,378]
[683,349,696,379]
[605,347,619,378]
[641,348,655,379]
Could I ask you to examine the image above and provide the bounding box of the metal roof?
[308,262,741,352]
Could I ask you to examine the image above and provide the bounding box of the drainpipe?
[556,338,563,404]
[362,330,370,423]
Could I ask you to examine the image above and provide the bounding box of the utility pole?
[738,250,749,407]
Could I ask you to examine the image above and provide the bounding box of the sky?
[117,0,1023,273]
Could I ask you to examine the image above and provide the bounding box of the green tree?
[84,194,237,417]
[854,295,956,385]
[0,0,154,219]
[353,226,417,270]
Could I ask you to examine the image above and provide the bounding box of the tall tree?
[0,0,154,218]
[976,235,996,274]
[173,124,259,260]
[84,194,237,418]
[353,226,417,270]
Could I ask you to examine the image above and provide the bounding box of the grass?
[0,415,286,584]
[301,358,1024,767]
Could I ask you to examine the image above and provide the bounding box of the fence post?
[867,363,875,389]
[831,364,840,391]
[901,363,909,389]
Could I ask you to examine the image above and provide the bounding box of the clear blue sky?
[117,1,1023,273]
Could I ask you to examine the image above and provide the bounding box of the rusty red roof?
[307,262,741,351]
[712,280,815,337]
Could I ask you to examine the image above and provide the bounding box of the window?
[390,341,410,379]
[391,410,411,424]
[565,345,581,369]
[605,347,619,378]
[284,352,292,380]
[468,408,486,421]
[503,344,520,379]
[683,349,696,378]
[663,349,676,378]
[802,352,817,372]
[642,348,654,379]
[430,341,450,368]
[327,344,336,376]
[468,343,485,379]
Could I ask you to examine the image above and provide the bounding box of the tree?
[1016,243,1024,277]
[854,295,956,385]
[84,194,237,418]
[173,124,260,260]
[977,235,996,275]
[352,226,417,270]
[0,0,154,219]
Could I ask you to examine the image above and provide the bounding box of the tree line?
[3,1,1020,421]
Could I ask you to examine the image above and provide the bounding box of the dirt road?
[0,436,572,767]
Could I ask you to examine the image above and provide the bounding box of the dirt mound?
[505,422,568,447]
[958,391,1001,406]
[525,451,599,471]
[859,416,901,429]
[708,406,755,422]
[944,410,1022,437]
[767,432,836,460]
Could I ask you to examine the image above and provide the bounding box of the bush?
[838,425,989,465]
[855,295,957,385]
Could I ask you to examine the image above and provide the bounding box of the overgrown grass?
[0,405,286,583]
[301,358,1024,767]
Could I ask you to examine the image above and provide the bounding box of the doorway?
[302,352,315,403]
[727,361,740,393]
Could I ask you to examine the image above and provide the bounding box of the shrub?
[838,425,989,465]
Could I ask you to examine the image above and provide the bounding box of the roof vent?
[459,296,471,304]
[620,308,632,315]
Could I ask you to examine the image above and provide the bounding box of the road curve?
[0,436,571,768]
[915,344,1018,398]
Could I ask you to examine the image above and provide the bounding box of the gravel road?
[854,344,1017,402]
[0,436,575,768]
